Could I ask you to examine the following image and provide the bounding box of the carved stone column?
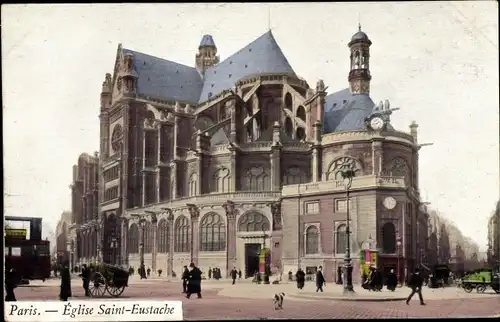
[97,213,105,262]
[270,201,283,272]
[270,147,281,190]
[165,209,174,276]
[371,140,383,175]
[138,218,146,266]
[312,121,322,182]
[151,213,158,271]
[224,200,238,276]
[228,99,237,142]
[170,161,177,200]
[187,204,200,265]
[121,104,130,210]
[156,123,162,202]
[121,218,129,266]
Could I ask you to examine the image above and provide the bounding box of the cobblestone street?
[11,277,500,319]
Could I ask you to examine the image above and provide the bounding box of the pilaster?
[165,209,174,276]
[224,200,238,276]
[312,121,322,182]
[138,218,146,265]
[371,140,383,174]
[141,125,147,206]
[156,123,162,203]
[270,148,281,190]
[121,218,129,266]
[187,204,200,265]
[170,161,177,200]
[151,213,158,271]
[121,104,130,210]
[270,201,283,270]
[230,148,237,191]
[228,99,237,142]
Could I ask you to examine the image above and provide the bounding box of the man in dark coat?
[315,266,326,292]
[386,269,398,291]
[139,261,147,279]
[230,267,238,285]
[337,266,343,285]
[406,268,426,305]
[295,268,306,290]
[238,269,242,280]
[208,267,212,279]
[5,261,18,302]
[78,264,91,296]
[59,261,72,301]
[181,266,189,293]
[186,262,202,299]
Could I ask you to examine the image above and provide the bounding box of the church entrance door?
[244,243,261,278]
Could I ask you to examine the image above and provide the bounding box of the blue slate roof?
[122,48,203,103]
[200,35,216,47]
[198,30,296,103]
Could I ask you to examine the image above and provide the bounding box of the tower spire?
[268,6,271,30]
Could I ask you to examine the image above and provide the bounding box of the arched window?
[282,167,307,185]
[326,157,361,181]
[388,157,410,184]
[157,219,169,253]
[305,226,319,254]
[143,221,152,253]
[335,224,347,254]
[296,106,306,122]
[285,117,293,137]
[284,92,293,111]
[382,222,396,253]
[244,167,270,191]
[213,168,230,193]
[188,173,198,197]
[296,127,306,141]
[174,216,190,253]
[200,213,226,251]
[238,212,270,232]
[128,223,139,254]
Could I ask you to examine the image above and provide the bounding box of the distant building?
[487,201,500,270]
[69,153,99,268]
[55,211,72,264]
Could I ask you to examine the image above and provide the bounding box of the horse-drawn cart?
[88,263,129,298]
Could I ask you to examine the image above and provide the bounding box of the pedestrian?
[406,268,426,305]
[140,261,147,279]
[186,262,202,299]
[386,269,397,291]
[337,266,343,285]
[147,267,151,277]
[181,266,189,293]
[59,260,72,301]
[78,264,90,296]
[230,267,237,285]
[208,267,212,280]
[295,268,305,290]
[5,260,18,302]
[238,269,242,280]
[315,266,325,292]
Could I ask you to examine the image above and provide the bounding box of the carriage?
[88,263,130,298]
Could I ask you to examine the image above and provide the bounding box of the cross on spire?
[358,22,362,32]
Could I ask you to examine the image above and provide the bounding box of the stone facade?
[78,28,437,282]
[55,211,72,264]
[69,152,100,267]
[487,201,500,270]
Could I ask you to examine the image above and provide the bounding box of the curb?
[287,293,407,302]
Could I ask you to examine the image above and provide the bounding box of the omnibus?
[5,237,51,281]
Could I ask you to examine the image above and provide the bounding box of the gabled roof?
[323,89,393,133]
[122,48,203,104]
[198,30,296,103]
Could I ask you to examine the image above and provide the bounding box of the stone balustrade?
[281,175,406,197]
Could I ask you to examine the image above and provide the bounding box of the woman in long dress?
[59,261,72,301]
[295,268,305,290]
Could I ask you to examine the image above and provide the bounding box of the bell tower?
[195,34,220,76]
[348,24,372,95]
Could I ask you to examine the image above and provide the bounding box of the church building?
[91,26,428,283]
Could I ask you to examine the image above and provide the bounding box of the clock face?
[383,197,397,210]
[370,117,385,131]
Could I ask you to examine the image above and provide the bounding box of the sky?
[3,2,499,250]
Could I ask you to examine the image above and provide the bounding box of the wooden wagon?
[88,263,129,298]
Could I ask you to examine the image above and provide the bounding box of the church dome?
[351,30,369,42]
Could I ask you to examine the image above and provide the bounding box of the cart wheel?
[107,285,126,297]
[476,285,486,293]
[89,272,107,298]
[463,284,473,293]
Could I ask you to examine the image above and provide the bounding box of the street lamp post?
[341,167,355,294]
[396,234,402,286]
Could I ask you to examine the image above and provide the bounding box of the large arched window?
[305,226,320,254]
[128,223,139,254]
[335,224,347,254]
[382,222,396,253]
[282,167,307,185]
[143,221,152,253]
[200,213,226,251]
[174,216,190,253]
[285,117,293,137]
[326,157,361,181]
[284,92,293,111]
[238,212,270,232]
[188,173,198,197]
[244,166,270,191]
[157,219,169,253]
[296,106,306,122]
[213,168,230,193]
